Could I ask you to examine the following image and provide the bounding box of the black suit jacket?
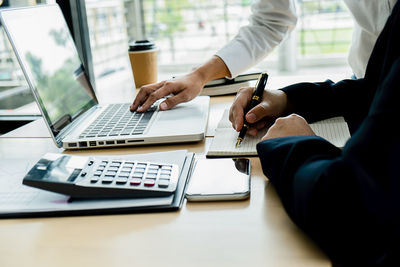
[256,1,400,265]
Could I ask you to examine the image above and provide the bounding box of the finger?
[161,87,194,110]
[130,81,164,111]
[229,87,253,131]
[247,127,259,136]
[254,120,267,130]
[245,101,273,124]
[137,81,177,112]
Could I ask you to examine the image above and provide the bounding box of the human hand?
[262,114,315,140]
[130,72,205,112]
[229,87,290,136]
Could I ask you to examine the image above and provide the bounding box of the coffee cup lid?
[129,40,156,51]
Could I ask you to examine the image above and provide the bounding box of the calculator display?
[25,154,86,183]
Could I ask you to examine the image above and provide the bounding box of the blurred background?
[0,0,353,133]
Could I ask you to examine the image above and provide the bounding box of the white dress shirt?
[216,0,397,78]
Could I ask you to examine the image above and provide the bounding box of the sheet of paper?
[207,110,351,157]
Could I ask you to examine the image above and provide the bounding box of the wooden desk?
[0,96,330,267]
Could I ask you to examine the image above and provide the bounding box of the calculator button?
[90,177,99,183]
[102,177,114,184]
[132,172,144,178]
[136,163,146,168]
[118,172,130,177]
[145,173,157,179]
[158,180,169,188]
[105,171,117,176]
[144,179,155,187]
[135,167,145,172]
[108,167,119,171]
[161,165,172,170]
[160,170,171,175]
[121,167,132,172]
[130,178,141,186]
[116,177,128,184]
[109,163,121,168]
[159,174,170,180]
[147,169,158,174]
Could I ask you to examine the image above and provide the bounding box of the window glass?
[85,0,352,83]
[0,0,52,118]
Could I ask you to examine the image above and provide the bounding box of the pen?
[235,72,269,148]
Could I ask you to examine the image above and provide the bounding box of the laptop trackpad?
[149,101,207,135]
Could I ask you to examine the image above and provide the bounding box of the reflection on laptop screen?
[1,5,96,134]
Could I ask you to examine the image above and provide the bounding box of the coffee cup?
[128,40,158,88]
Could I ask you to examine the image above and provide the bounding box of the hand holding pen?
[235,72,269,147]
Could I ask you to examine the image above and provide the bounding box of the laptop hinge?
[57,105,100,143]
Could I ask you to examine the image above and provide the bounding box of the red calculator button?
[130,178,141,186]
[144,179,155,187]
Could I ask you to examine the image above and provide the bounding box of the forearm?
[280,78,372,125]
[256,136,388,264]
[190,55,231,85]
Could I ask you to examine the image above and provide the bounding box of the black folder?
[0,150,194,218]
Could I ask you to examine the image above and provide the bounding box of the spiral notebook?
[207,109,351,157]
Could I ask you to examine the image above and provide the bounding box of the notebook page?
[309,117,350,148]
[207,128,268,157]
[207,109,351,157]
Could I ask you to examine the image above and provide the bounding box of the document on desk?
[207,109,351,157]
[0,150,194,218]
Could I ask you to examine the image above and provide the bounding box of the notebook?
[207,109,351,157]
[0,4,209,150]
[200,81,250,96]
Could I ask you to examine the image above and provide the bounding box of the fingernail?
[247,113,257,123]
[160,102,168,110]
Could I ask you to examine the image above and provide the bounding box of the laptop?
[0,4,209,149]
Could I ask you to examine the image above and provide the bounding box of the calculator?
[23,154,180,199]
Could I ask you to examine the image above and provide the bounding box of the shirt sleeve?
[215,0,297,78]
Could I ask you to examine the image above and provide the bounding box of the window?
[0,0,51,133]
[83,0,353,83]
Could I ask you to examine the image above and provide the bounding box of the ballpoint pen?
[235,72,269,148]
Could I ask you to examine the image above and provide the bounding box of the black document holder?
[0,150,194,218]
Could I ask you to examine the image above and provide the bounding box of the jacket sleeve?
[256,59,400,264]
[215,0,297,78]
[280,78,375,132]
[256,134,391,264]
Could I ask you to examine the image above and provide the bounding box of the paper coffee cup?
[128,40,158,88]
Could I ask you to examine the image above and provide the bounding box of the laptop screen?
[0,5,96,138]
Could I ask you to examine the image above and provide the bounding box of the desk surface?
[0,96,330,267]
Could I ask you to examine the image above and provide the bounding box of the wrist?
[192,56,231,85]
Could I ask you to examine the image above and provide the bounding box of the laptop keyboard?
[79,103,156,139]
